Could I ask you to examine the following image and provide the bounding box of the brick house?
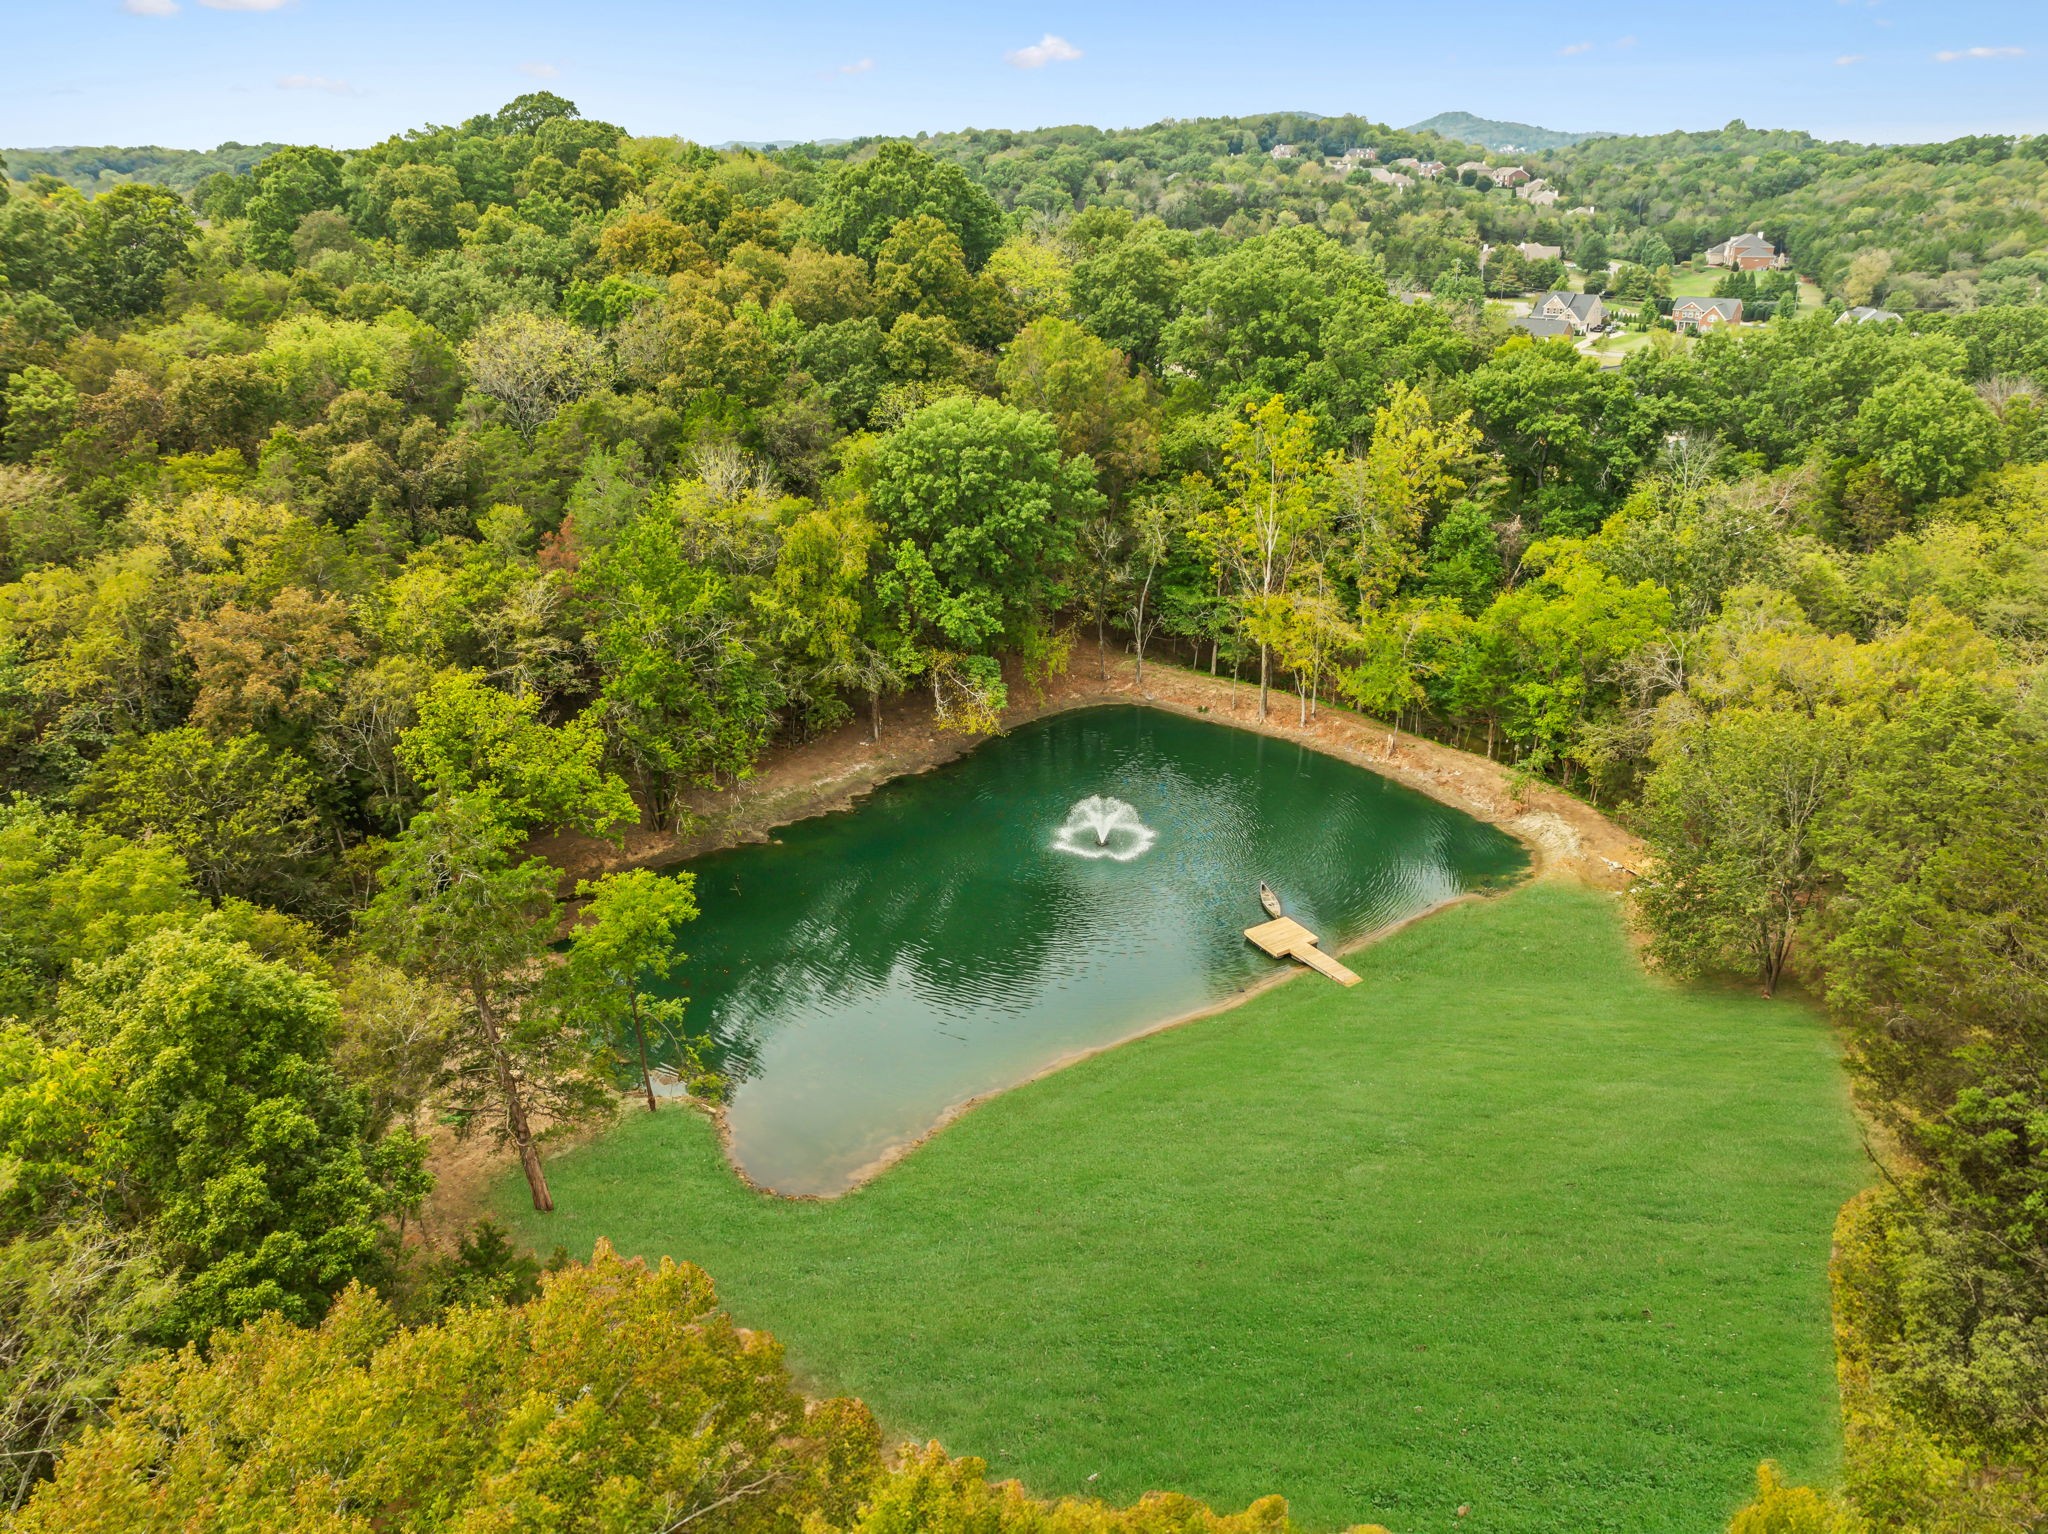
[1672,296,1743,331]
[1488,165,1532,188]
[1704,232,1788,271]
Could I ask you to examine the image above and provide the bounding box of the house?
[1513,313,1574,340]
[1370,168,1415,190]
[1415,160,1447,179]
[1837,305,1903,325]
[1325,147,1379,172]
[1566,204,1598,217]
[1488,165,1532,188]
[1672,296,1743,331]
[1516,242,1563,262]
[1704,232,1788,271]
[1525,290,1607,334]
[1456,160,1491,177]
[1515,177,1553,200]
[1390,156,1422,170]
[1520,186,1561,208]
[1269,143,1298,160]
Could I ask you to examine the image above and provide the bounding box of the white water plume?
[1051,796,1157,862]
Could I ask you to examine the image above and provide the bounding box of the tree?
[1125,491,1177,687]
[80,184,197,320]
[179,587,364,739]
[869,397,1100,717]
[0,802,197,1020]
[996,317,1161,503]
[1637,704,1850,995]
[241,146,347,272]
[1196,396,1328,720]
[460,310,611,441]
[365,790,613,1214]
[809,141,1007,270]
[396,668,635,837]
[0,928,419,1337]
[1331,381,1484,612]
[752,501,892,735]
[9,1244,886,1534]
[1852,365,2002,506]
[558,869,701,1114]
[0,1218,174,1513]
[80,728,326,909]
[578,513,783,824]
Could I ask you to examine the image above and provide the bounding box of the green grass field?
[498,883,1864,1534]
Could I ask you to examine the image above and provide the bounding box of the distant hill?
[1,143,283,195]
[712,139,849,152]
[1404,112,1609,153]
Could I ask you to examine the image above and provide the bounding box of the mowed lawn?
[498,883,1864,1534]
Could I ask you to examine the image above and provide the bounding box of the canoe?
[1258,882,1285,919]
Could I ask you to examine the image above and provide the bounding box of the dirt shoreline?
[433,645,1646,1233]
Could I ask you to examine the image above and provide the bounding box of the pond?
[659,705,1528,1195]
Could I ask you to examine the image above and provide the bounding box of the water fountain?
[1051,795,1158,862]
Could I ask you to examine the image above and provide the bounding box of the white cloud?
[1557,40,1594,56]
[1005,33,1081,68]
[1614,35,1638,49]
[277,72,361,94]
[122,0,182,15]
[200,0,293,9]
[1835,53,1867,66]
[839,57,875,75]
[518,61,561,78]
[1934,45,2025,61]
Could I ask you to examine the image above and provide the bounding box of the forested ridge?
[0,94,2044,1530]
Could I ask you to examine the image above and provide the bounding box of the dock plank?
[1243,915,1362,987]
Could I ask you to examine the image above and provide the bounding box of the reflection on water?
[653,706,1528,1195]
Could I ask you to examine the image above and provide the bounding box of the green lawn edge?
[497,881,1865,1534]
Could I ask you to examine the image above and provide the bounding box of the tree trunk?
[870,689,881,744]
[631,993,657,1114]
[1097,615,1107,680]
[1258,643,1271,721]
[475,980,552,1213]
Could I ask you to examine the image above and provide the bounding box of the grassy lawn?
[498,883,1864,1534]
[1669,265,1723,297]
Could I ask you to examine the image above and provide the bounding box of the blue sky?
[6,0,2045,152]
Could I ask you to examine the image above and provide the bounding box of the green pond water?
[661,705,1528,1195]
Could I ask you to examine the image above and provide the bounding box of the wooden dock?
[1244,916,1362,986]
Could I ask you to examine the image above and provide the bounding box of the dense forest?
[0,96,2045,1529]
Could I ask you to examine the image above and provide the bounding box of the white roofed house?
[1517,179,1561,207]
[1370,168,1415,190]
[1837,305,1903,324]
[1516,242,1563,262]
[1704,232,1788,271]
[1269,143,1298,160]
